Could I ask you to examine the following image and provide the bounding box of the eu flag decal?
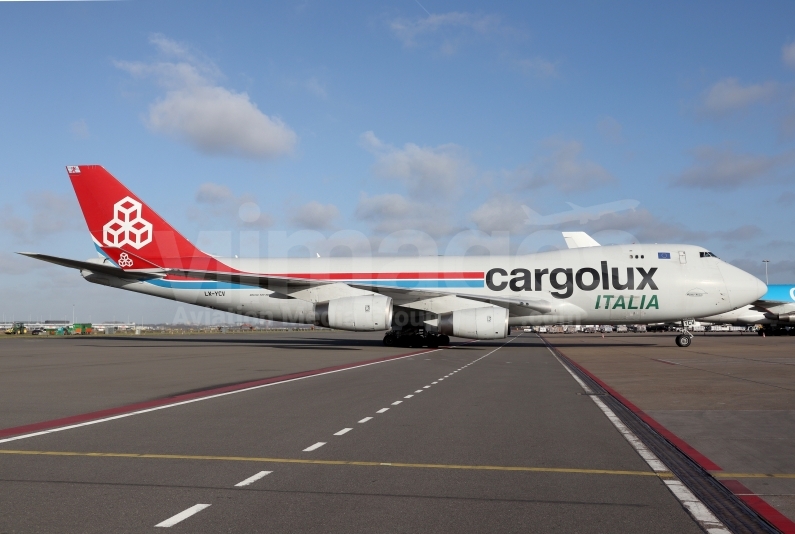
[658,252,671,259]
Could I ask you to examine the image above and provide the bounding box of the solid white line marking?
[155,504,210,528]
[303,442,326,452]
[377,408,389,413]
[235,471,271,487]
[391,401,402,405]
[0,347,447,445]
[334,428,352,436]
[358,417,372,423]
[542,336,729,534]
[664,480,731,533]
[404,395,414,399]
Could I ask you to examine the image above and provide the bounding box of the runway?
[0,332,741,532]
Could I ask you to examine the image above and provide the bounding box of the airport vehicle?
[20,166,766,348]
[4,322,26,335]
[698,284,795,335]
[72,323,93,335]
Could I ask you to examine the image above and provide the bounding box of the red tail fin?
[67,165,223,271]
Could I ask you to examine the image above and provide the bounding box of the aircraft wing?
[346,282,553,314]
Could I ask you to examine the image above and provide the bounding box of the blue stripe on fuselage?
[141,279,484,290]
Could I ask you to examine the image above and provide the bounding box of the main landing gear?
[675,319,694,347]
[383,328,450,348]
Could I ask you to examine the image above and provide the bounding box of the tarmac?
[547,331,795,532]
[0,331,790,532]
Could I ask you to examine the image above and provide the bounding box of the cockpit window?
[699,251,719,258]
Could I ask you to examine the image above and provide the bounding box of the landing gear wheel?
[383,334,395,347]
[675,334,692,347]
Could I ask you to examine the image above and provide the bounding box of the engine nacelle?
[439,306,509,340]
[314,295,393,331]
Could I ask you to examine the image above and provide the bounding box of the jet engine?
[314,295,393,331]
[438,306,509,340]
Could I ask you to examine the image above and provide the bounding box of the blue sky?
[1,0,794,324]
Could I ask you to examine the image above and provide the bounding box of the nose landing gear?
[675,319,694,347]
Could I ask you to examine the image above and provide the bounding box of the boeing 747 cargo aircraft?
[20,166,767,348]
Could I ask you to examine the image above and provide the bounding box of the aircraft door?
[679,251,687,264]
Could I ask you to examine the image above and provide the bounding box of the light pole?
[763,260,770,286]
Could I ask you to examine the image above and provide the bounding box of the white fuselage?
[82,244,765,327]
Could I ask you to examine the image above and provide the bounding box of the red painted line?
[721,480,795,533]
[160,272,485,282]
[0,347,435,440]
[544,336,795,531]
[542,338,721,470]
[265,272,485,281]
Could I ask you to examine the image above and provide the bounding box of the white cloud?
[116,35,296,159]
[304,77,327,99]
[289,201,339,230]
[354,193,457,238]
[516,57,558,79]
[671,146,795,190]
[195,183,234,204]
[469,196,527,233]
[522,138,615,192]
[0,191,81,244]
[360,131,473,197]
[389,11,502,48]
[191,183,272,229]
[700,77,777,116]
[783,41,795,70]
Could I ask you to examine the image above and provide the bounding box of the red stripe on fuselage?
[161,271,485,282]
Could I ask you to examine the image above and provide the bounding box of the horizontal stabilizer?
[17,252,167,280]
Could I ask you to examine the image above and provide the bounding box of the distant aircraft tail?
[66,165,221,272]
[522,205,542,224]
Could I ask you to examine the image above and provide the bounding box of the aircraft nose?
[720,263,767,307]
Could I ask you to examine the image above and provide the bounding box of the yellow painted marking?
[713,472,795,479]
[0,449,671,478]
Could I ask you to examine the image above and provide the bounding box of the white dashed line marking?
[235,471,272,487]
[415,390,423,393]
[391,401,402,405]
[303,442,326,452]
[334,428,352,436]
[0,347,446,446]
[432,382,438,384]
[404,395,414,399]
[155,504,211,528]
[423,386,431,389]
[358,417,373,423]
[377,408,389,413]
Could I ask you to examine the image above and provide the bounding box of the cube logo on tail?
[102,196,153,249]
